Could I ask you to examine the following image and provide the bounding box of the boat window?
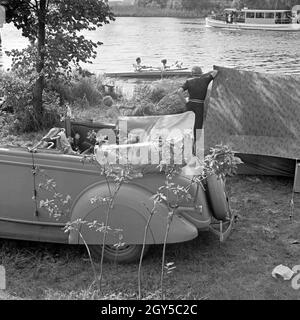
[265,12,275,19]
[255,12,265,19]
[282,11,291,18]
[246,12,255,18]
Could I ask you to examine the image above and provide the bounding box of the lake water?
[1,17,300,75]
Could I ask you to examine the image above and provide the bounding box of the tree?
[232,0,243,9]
[242,0,300,9]
[0,0,114,130]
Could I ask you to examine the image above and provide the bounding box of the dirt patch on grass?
[0,175,299,300]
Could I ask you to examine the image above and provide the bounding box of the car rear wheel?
[90,244,150,264]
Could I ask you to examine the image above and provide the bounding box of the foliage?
[0,71,62,132]
[64,218,124,291]
[0,0,114,128]
[47,73,122,109]
[0,71,33,114]
[204,144,243,180]
[122,79,184,116]
[181,0,212,10]
[0,69,118,133]
[121,84,155,116]
[126,0,300,15]
[153,165,192,299]
[69,77,103,107]
[35,167,72,219]
[111,4,205,17]
[136,0,230,10]
[3,0,114,81]
[234,0,300,9]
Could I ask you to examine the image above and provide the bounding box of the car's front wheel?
[90,244,150,264]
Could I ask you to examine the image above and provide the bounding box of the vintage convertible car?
[0,113,234,263]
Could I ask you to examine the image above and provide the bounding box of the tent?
[205,66,300,176]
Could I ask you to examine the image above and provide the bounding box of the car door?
[0,146,43,241]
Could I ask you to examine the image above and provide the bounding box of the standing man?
[177,66,218,140]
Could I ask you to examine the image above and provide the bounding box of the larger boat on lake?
[206,6,300,31]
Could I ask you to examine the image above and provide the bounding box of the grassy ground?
[0,175,299,300]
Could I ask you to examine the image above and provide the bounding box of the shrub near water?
[0,71,116,135]
[50,74,123,110]
[123,78,187,116]
[0,72,61,133]
[0,73,187,136]
[70,77,103,107]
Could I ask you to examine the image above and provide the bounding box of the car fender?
[179,184,212,229]
[68,182,198,245]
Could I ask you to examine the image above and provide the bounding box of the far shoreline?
[110,5,210,19]
[113,14,205,18]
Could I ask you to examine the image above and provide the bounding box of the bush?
[148,86,166,103]
[120,78,186,116]
[129,101,155,116]
[12,89,62,133]
[121,85,155,116]
[0,71,62,133]
[69,77,103,107]
[0,72,32,114]
[12,105,61,133]
[48,80,73,106]
[152,92,186,115]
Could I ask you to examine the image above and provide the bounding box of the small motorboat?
[105,68,191,79]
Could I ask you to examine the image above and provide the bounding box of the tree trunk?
[33,0,46,129]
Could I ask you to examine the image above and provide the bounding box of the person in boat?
[133,57,151,72]
[161,59,170,70]
[173,60,183,69]
[227,12,233,23]
[176,66,218,141]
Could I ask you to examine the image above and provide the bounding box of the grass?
[1,175,300,300]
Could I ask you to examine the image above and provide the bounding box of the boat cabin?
[213,7,298,25]
[241,9,292,24]
[206,5,300,31]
